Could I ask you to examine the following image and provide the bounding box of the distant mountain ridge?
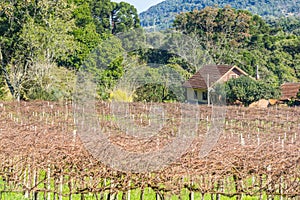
[139,0,300,30]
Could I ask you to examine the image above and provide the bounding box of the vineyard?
[0,101,299,200]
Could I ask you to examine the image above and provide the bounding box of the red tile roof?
[183,65,245,89]
[281,83,300,100]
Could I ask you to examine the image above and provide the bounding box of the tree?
[65,0,102,69]
[225,76,280,106]
[83,36,124,100]
[110,2,140,34]
[173,6,300,86]
[64,0,141,69]
[173,6,270,65]
[0,0,76,100]
[267,16,300,35]
[24,63,76,101]
[89,0,113,34]
[139,0,300,31]
[88,0,140,35]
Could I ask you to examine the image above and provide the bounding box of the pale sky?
[112,0,165,13]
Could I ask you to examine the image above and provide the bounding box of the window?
[194,90,198,99]
[202,91,208,100]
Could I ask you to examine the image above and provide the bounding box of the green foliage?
[134,83,166,102]
[83,36,124,100]
[0,0,142,101]
[65,0,101,69]
[173,7,269,52]
[121,41,193,103]
[2,0,299,103]
[87,0,140,35]
[267,16,300,35]
[225,76,280,106]
[130,41,196,80]
[134,83,182,103]
[25,64,76,101]
[173,6,300,85]
[110,2,140,34]
[139,0,300,31]
[131,66,185,103]
[210,83,226,105]
[0,0,76,100]
[109,89,134,102]
[65,0,140,69]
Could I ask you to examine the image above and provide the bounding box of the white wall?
[186,88,208,104]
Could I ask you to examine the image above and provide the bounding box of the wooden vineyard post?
[47,165,51,200]
[266,170,273,200]
[279,176,283,200]
[216,180,223,200]
[59,170,63,200]
[259,174,263,200]
[127,181,131,200]
[73,130,77,150]
[189,190,194,200]
[156,190,163,200]
[233,174,241,200]
[201,175,206,200]
[33,168,38,200]
[155,192,159,200]
[189,179,194,200]
[44,169,47,200]
[68,175,73,200]
[24,164,30,199]
[139,188,144,200]
[206,116,209,132]
[201,193,205,200]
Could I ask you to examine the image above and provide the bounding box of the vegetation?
[174,7,300,82]
[0,0,139,101]
[0,1,299,199]
[173,6,300,105]
[0,0,300,105]
[267,16,300,35]
[225,76,280,106]
[139,0,300,31]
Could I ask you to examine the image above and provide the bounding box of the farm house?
[183,64,248,104]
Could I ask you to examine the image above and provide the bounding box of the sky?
[111,0,165,13]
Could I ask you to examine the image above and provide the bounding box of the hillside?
[139,0,300,30]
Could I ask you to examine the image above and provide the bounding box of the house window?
[194,90,198,99]
[231,74,238,79]
[202,91,208,100]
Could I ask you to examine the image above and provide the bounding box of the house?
[280,82,300,100]
[183,64,248,104]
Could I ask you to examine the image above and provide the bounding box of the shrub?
[225,76,280,106]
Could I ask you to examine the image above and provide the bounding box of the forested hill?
[139,0,300,30]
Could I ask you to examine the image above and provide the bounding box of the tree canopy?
[139,0,300,31]
[174,7,300,86]
[225,76,280,106]
[0,1,300,104]
[0,0,140,100]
